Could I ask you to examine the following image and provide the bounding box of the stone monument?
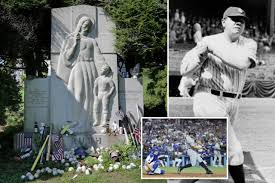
[24,5,143,150]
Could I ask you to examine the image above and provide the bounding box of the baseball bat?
[122,123,129,145]
[31,135,49,171]
[46,124,52,161]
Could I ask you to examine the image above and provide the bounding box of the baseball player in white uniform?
[177,132,213,174]
[180,7,257,183]
[213,140,222,167]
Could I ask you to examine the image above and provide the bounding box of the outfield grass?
[0,158,166,183]
[142,166,227,174]
[161,166,227,174]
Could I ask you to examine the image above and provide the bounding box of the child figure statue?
[93,64,115,127]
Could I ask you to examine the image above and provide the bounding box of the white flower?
[68,167,74,172]
[115,162,121,166]
[65,163,70,167]
[81,166,86,172]
[34,173,39,178]
[28,175,34,181]
[61,159,65,164]
[113,164,119,170]
[130,163,136,168]
[126,165,131,170]
[53,171,58,176]
[85,169,90,175]
[76,167,82,173]
[47,169,52,174]
[40,168,45,173]
[108,167,113,172]
[21,175,26,180]
[122,165,126,169]
[59,170,65,174]
[93,164,98,169]
[26,172,32,176]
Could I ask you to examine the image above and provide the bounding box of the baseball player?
[177,132,213,174]
[213,139,223,167]
[144,146,165,175]
[180,7,257,183]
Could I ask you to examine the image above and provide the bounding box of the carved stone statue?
[56,16,106,130]
[93,64,115,127]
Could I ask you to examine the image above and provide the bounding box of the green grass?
[142,166,227,174]
[0,158,166,183]
[161,166,226,174]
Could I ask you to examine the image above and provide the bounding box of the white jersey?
[186,135,196,149]
[181,33,257,94]
[185,135,203,166]
[214,142,221,155]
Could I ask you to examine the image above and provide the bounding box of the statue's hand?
[73,34,80,45]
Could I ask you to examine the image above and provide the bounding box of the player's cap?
[223,7,248,21]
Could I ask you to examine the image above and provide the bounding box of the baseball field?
[142,166,227,179]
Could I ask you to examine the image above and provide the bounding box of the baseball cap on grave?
[223,7,248,21]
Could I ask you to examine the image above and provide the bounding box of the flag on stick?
[14,132,32,151]
[52,134,64,161]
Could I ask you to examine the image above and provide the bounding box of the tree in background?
[104,0,167,116]
[143,66,167,116]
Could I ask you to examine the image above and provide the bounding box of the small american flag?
[14,132,33,151]
[133,128,141,144]
[52,134,64,161]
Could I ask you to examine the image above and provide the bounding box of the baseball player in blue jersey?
[144,146,165,175]
[180,7,257,183]
[177,132,213,174]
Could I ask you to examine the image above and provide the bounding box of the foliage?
[1,0,47,13]
[84,156,100,167]
[0,66,22,125]
[111,143,138,164]
[104,0,167,68]
[104,0,167,115]
[143,66,167,116]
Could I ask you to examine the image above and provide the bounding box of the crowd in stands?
[169,9,274,56]
[142,119,227,167]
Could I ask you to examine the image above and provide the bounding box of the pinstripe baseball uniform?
[185,135,204,166]
[181,33,257,166]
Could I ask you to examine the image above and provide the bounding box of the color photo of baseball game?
[141,118,228,179]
